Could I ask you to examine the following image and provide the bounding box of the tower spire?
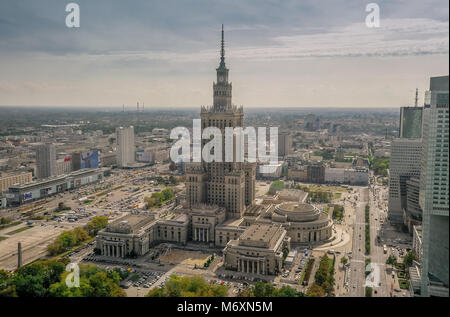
[415,88,418,107]
[219,24,226,68]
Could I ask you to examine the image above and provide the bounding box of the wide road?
[349,187,369,297]
[368,178,389,297]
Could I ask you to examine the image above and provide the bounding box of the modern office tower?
[405,177,422,230]
[116,126,135,167]
[278,132,292,157]
[388,138,422,224]
[399,107,423,138]
[35,143,56,179]
[419,75,449,297]
[185,25,256,219]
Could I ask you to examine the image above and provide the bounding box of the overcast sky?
[0,0,448,108]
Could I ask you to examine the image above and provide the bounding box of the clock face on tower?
[218,75,224,82]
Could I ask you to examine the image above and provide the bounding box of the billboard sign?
[23,192,33,201]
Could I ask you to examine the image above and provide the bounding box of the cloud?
[33,17,446,66]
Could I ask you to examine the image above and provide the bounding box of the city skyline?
[0,0,448,302]
[0,0,448,108]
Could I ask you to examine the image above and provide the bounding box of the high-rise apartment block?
[35,143,56,179]
[116,126,135,167]
[278,132,292,157]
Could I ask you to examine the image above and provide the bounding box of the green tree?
[306,283,325,297]
[162,188,175,201]
[403,252,417,268]
[84,216,108,237]
[268,181,285,195]
[386,255,397,266]
[340,256,348,267]
[0,270,17,297]
[147,274,227,297]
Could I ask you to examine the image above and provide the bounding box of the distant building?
[0,197,7,209]
[7,169,103,205]
[101,152,117,167]
[305,114,315,131]
[419,75,449,297]
[0,172,33,193]
[256,162,283,179]
[152,128,169,136]
[71,150,99,171]
[35,143,56,179]
[136,148,169,164]
[400,106,423,139]
[116,126,135,167]
[307,165,325,184]
[325,168,345,183]
[287,167,308,182]
[56,158,73,176]
[335,147,345,161]
[278,132,292,157]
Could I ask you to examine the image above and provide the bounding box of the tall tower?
[116,126,135,167]
[419,75,449,297]
[185,25,255,219]
[35,143,57,179]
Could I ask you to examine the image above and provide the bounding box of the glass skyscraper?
[419,75,449,297]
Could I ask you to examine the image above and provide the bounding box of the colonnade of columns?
[237,258,266,275]
[102,244,125,258]
[193,227,209,242]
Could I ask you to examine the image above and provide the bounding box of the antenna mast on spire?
[219,24,226,68]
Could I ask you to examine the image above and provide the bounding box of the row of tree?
[0,260,126,297]
[331,205,344,221]
[147,274,228,297]
[145,188,175,209]
[47,216,108,256]
[239,281,305,297]
[307,254,335,297]
[365,205,371,255]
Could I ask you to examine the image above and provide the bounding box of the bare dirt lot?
[158,249,210,267]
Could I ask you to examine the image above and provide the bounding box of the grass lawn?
[0,236,7,241]
[7,226,32,235]
[0,221,22,231]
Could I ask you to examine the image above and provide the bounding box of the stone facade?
[223,223,289,275]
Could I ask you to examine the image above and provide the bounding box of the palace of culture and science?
[96,26,333,275]
[185,25,256,219]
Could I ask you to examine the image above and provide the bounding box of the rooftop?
[105,213,156,234]
[240,223,280,244]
